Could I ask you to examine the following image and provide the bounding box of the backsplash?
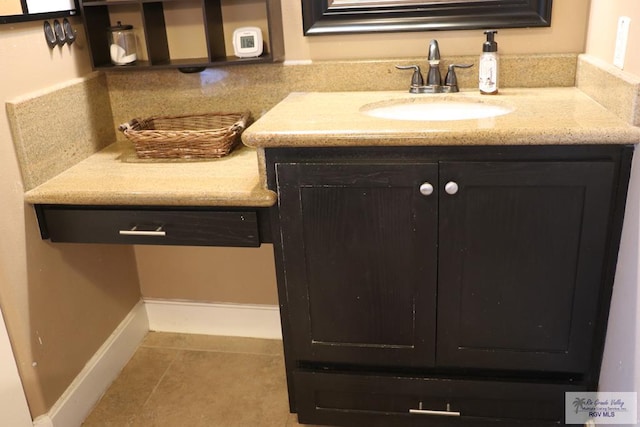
[6,72,114,190]
[576,55,640,126]
[106,53,578,137]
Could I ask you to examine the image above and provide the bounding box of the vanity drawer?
[38,206,261,247]
[294,370,583,426]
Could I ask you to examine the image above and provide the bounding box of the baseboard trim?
[33,300,148,427]
[144,299,282,339]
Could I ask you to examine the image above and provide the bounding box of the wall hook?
[53,20,66,46]
[43,21,57,48]
[63,18,76,45]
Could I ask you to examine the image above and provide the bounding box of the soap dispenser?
[479,30,499,95]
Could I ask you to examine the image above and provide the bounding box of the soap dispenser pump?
[479,30,499,95]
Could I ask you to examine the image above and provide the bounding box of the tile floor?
[82,332,316,427]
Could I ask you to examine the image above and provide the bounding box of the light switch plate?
[613,16,631,69]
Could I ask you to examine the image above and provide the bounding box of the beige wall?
[586,0,640,76]
[0,20,140,417]
[136,245,277,304]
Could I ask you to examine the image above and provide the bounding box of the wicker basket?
[118,112,250,159]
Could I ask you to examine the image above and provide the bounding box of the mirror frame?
[0,0,79,24]
[302,0,553,35]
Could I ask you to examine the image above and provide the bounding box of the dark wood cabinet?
[79,0,284,71]
[276,162,438,367]
[266,145,633,426]
[437,161,615,374]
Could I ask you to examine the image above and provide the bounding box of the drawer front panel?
[294,370,584,426]
[42,208,260,247]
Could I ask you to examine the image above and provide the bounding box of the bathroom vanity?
[23,87,640,426]
[241,89,640,426]
[262,144,630,426]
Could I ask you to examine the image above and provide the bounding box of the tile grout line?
[139,344,283,357]
[136,349,183,420]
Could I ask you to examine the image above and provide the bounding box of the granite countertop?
[24,87,640,208]
[242,88,640,147]
[24,141,276,207]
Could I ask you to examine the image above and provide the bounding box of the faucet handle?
[396,65,424,86]
[444,64,473,91]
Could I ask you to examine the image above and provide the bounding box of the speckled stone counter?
[242,88,640,147]
[25,87,639,208]
[18,57,639,208]
[24,142,276,207]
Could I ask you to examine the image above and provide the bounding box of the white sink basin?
[360,98,514,121]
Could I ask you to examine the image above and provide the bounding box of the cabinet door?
[437,161,615,373]
[276,163,438,367]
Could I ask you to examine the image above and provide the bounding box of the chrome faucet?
[396,40,473,94]
[426,39,442,86]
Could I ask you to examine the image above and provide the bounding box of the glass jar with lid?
[108,21,137,65]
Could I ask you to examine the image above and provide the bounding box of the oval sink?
[360,99,513,121]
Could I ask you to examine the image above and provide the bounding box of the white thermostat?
[232,27,263,58]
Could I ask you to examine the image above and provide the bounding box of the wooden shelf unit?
[80,0,284,71]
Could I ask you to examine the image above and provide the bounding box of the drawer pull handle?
[119,226,166,237]
[410,402,460,417]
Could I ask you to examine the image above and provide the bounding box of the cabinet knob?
[419,182,434,196]
[444,181,459,195]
